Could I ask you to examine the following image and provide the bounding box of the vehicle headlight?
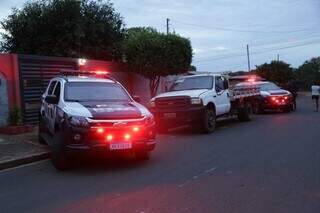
[69,116,89,128]
[191,98,202,105]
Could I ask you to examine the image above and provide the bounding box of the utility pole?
[166,18,170,34]
[247,44,251,72]
[277,54,280,62]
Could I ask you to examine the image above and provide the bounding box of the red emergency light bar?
[60,69,118,82]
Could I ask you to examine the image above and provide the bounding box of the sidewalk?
[0,129,49,170]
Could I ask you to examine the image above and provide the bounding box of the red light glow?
[95,71,108,75]
[124,134,131,140]
[97,128,104,134]
[247,78,256,82]
[133,126,140,132]
[106,135,113,141]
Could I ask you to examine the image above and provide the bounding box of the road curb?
[0,152,50,171]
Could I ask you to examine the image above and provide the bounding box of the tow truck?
[39,70,156,170]
[150,74,260,133]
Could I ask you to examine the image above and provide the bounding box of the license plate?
[110,142,132,150]
[164,113,176,118]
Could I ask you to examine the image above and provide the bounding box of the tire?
[238,103,252,122]
[135,151,150,161]
[51,131,71,171]
[252,102,260,114]
[201,108,216,133]
[291,102,296,111]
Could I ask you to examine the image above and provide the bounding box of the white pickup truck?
[149,74,260,133]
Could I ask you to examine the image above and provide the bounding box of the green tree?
[255,60,294,85]
[189,65,197,71]
[297,57,320,90]
[122,27,193,97]
[1,0,124,60]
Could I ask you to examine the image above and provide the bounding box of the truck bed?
[229,84,260,101]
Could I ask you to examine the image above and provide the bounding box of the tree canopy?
[255,61,294,85]
[122,27,193,96]
[296,57,320,89]
[1,0,125,60]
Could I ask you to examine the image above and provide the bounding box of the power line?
[194,39,320,63]
[172,19,317,34]
[194,36,320,62]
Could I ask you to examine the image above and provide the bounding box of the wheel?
[291,102,296,111]
[135,151,150,161]
[201,108,216,133]
[238,103,252,122]
[252,102,260,114]
[50,131,71,171]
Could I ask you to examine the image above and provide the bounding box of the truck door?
[47,81,61,135]
[214,76,231,115]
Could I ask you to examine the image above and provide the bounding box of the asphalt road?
[1,95,320,213]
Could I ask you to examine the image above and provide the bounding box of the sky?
[1,0,320,72]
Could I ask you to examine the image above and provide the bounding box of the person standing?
[311,82,320,112]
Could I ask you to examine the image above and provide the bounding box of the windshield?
[64,82,131,102]
[170,76,213,91]
[259,82,280,91]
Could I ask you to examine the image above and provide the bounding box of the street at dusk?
[1,95,319,213]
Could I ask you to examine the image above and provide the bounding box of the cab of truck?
[150,74,230,133]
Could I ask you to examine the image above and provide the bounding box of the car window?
[53,82,61,99]
[259,83,280,91]
[47,81,57,95]
[64,82,131,102]
[170,76,213,91]
[222,76,229,90]
[215,76,224,92]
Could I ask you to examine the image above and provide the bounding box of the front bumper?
[151,106,205,127]
[259,96,294,110]
[61,123,156,153]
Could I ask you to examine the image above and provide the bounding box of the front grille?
[155,96,190,109]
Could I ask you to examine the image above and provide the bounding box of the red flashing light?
[133,126,140,132]
[94,71,109,75]
[124,134,131,140]
[247,78,256,83]
[106,134,113,142]
[97,128,104,134]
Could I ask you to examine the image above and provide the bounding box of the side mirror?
[133,95,141,103]
[45,95,59,104]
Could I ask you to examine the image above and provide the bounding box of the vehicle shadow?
[67,154,152,174]
[161,117,242,136]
